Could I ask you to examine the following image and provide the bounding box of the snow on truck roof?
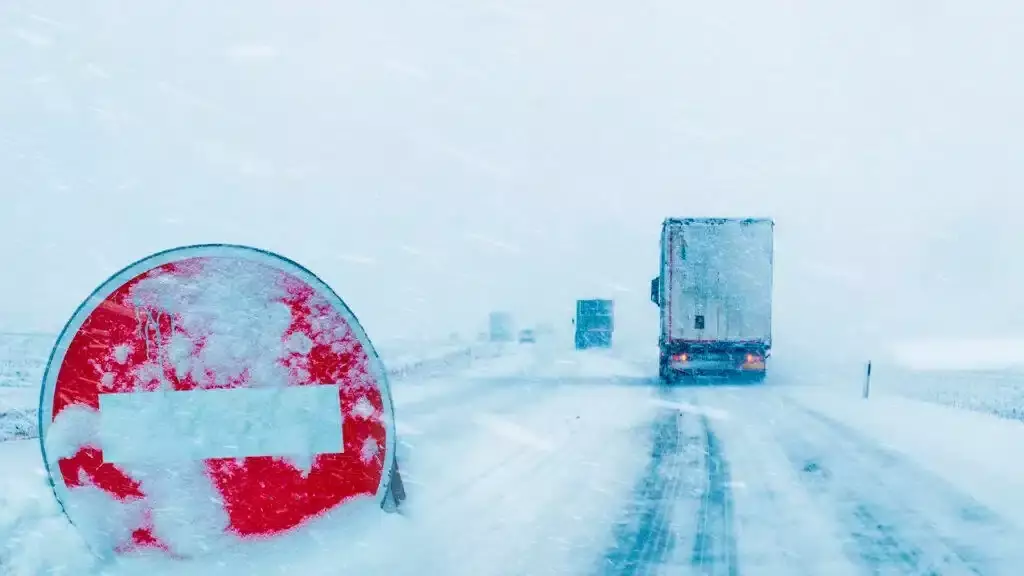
[663,217,774,225]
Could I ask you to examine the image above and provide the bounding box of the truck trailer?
[575,299,614,349]
[488,311,515,342]
[649,218,773,381]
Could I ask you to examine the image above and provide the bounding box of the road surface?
[2,342,1023,575]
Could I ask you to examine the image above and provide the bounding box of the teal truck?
[574,299,614,349]
[489,311,515,342]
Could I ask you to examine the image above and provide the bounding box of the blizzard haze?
[1,1,1023,355]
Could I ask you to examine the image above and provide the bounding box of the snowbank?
[390,346,540,411]
[0,440,98,576]
[0,388,37,442]
[0,430,415,576]
[789,387,1024,530]
[384,342,502,379]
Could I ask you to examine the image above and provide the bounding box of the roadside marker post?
[863,361,872,399]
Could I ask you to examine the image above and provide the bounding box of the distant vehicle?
[488,311,515,342]
[518,329,536,343]
[650,217,773,382]
[574,299,613,349]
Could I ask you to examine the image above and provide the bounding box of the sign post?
[38,244,397,559]
[863,360,872,399]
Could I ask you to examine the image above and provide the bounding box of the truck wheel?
[658,357,672,384]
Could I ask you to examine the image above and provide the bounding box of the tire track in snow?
[602,389,738,576]
[691,387,859,574]
[690,414,739,575]
[777,397,1024,575]
[603,410,689,575]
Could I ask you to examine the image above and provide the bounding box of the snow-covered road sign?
[39,244,395,558]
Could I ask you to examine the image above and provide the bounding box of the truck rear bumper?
[669,358,750,371]
[667,356,766,373]
[660,342,767,380]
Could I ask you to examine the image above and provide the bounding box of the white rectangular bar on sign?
[98,384,344,464]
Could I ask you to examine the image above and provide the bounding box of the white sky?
[2,1,1023,357]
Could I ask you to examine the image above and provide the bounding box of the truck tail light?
[673,353,688,363]
[743,353,765,368]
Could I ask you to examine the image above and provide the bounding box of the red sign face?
[39,245,395,558]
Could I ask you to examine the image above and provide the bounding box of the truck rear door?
[576,299,613,348]
[663,219,773,345]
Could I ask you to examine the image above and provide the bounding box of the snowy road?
[4,344,1024,575]
[677,386,1024,576]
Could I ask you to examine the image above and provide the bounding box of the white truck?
[649,217,774,381]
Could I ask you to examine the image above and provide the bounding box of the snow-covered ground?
[859,365,1024,422]
[0,334,51,389]
[6,340,1024,574]
[0,339,657,575]
[0,334,52,444]
[772,338,1024,424]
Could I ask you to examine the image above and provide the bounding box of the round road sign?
[39,244,395,558]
